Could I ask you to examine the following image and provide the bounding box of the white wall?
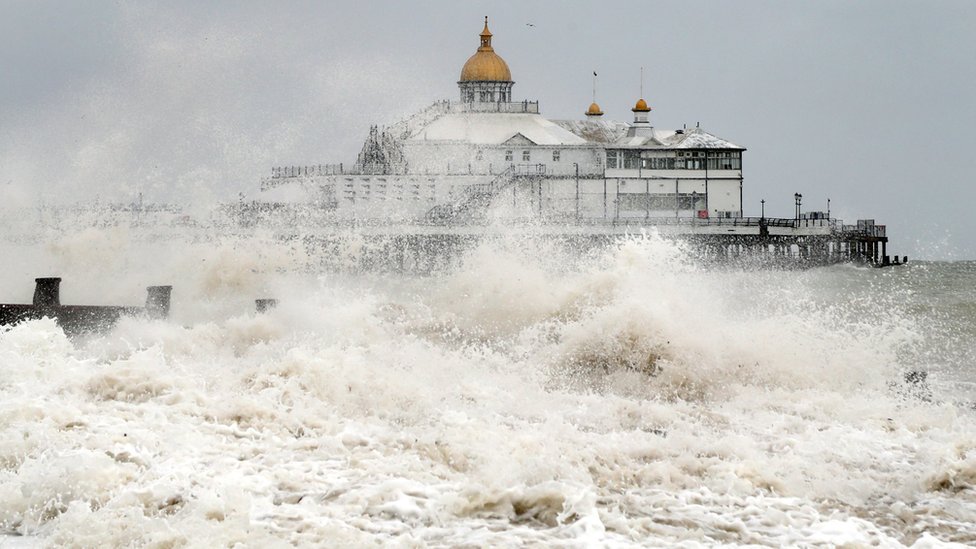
[402,142,604,176]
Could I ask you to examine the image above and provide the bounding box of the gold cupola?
[631,97,652,127]
[458,17,514,103]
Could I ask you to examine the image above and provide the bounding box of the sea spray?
[0,232,974,546]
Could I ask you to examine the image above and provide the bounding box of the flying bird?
[526,23,535,27]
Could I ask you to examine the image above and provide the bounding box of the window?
[522,150,530,162]
[552,150,560,162]
[676,193,705,210]
[618,193,677,211]
[642,157,676,170]
[606,150,619,169]
[705,151,742,170]
[617,193,705,211]
[505,150,513,161]
[623,151,640,169]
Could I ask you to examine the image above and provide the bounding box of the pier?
[264,214,897,273]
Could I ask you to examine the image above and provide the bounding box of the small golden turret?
[586,71,604,116]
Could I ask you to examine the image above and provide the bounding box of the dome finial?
[479,16,493,50]
[586,71,603,117]
[632,66,652,113]
[593,70,598,103]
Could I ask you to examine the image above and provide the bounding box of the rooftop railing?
[445,100,540,114]
[268,164,345,180]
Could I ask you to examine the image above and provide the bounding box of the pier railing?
[514,163,547,176]
[445,100,540,114]
[262,164,345,189]
[587,217,832,228]
[269,164,344,179]
[842,224,886,237]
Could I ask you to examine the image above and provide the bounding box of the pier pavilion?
[249,17,893,269]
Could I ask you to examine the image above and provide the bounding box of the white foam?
[0,233,973,546]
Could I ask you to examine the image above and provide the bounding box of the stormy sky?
[1,1,974,259]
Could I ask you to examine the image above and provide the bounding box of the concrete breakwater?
[0,278,172,336]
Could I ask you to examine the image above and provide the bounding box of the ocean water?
[0,230,974,547]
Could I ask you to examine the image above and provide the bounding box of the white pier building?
[252,18,892,267]
[259,18,745,227]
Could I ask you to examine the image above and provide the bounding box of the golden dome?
[632,98,651,112]
[586,102,604,116]
[459,17,512,82]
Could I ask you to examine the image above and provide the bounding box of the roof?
[553,119,629,143]
[614,127,743,149]
[459,50,512,82]
[553,120,742,149]
[407,113,588,146]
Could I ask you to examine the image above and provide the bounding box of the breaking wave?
[0,231,973,546]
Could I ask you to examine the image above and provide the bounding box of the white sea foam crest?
[0,231,973,546]
[422,232,911,400]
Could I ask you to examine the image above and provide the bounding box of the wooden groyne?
[0,278,172,336]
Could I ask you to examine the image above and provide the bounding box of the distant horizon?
[2,1,974,259]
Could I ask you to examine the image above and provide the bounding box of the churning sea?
[0,230,974,547]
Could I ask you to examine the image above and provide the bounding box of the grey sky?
[2,1,974,258]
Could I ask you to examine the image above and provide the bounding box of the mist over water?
[0,228,974,547]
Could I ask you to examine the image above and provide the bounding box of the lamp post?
[574,162,580,223]
[827,197,831,220]
[794,193,802,225]
[761,199,765,220]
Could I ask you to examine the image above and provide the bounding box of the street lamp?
[827,197,831,220]
[761,199,765,219]
[574,162,580,223]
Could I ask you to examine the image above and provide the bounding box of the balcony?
[445,100,540,114]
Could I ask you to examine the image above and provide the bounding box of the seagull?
[526,23,535,27]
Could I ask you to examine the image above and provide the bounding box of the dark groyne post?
[33,277,61,308]
[255,299,278,313]
[146,286,173,320]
